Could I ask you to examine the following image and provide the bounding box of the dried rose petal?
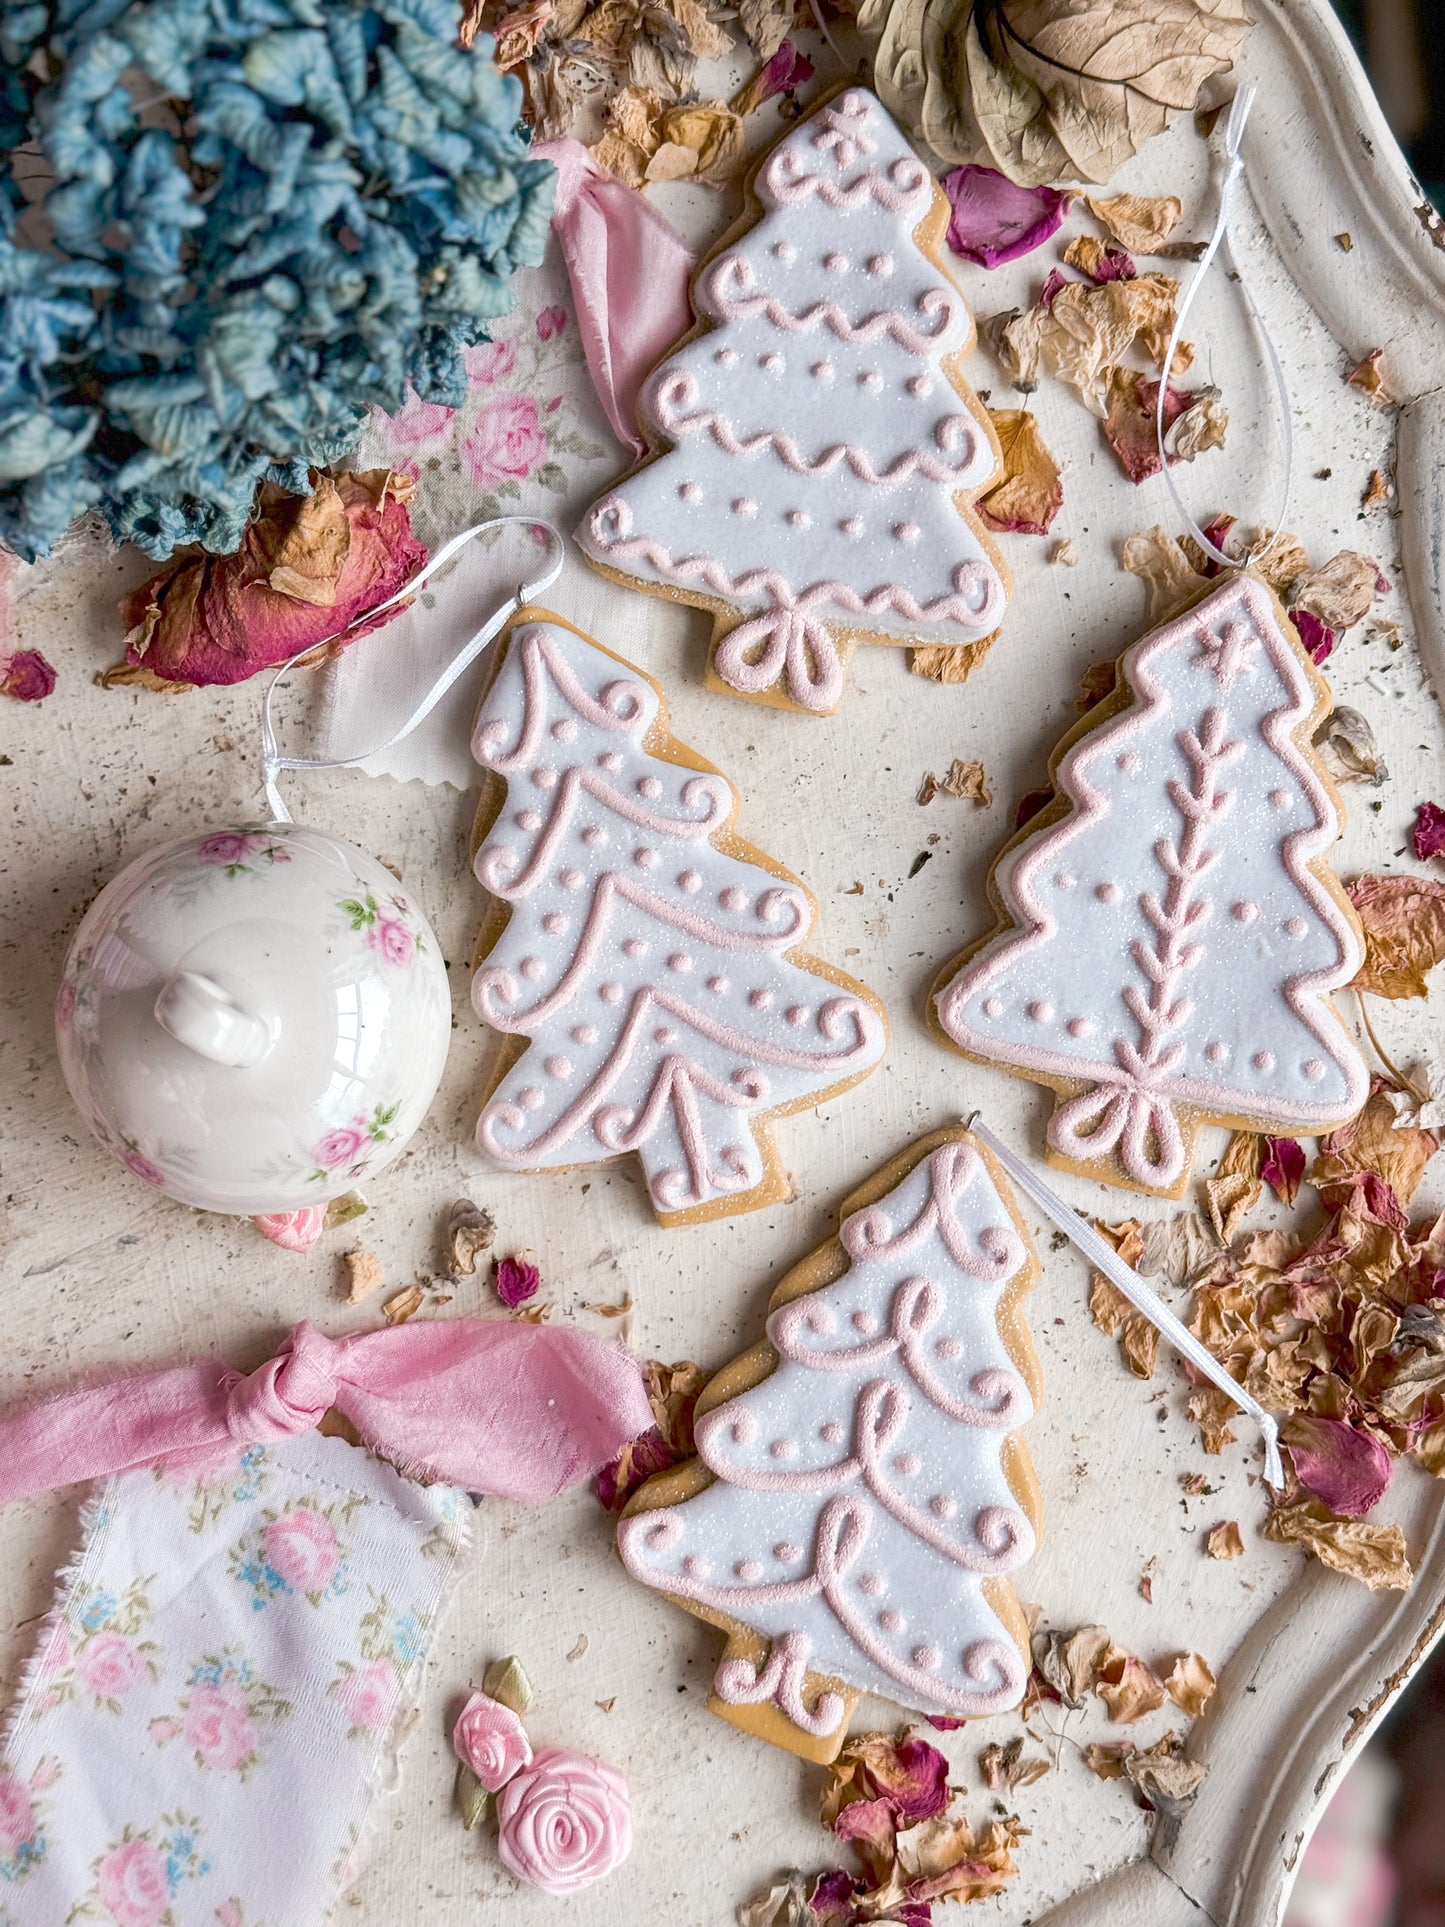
[1103,370,1195,485]
[808,1869,863,1926]
[941,167,1070,268]
[978,409,1063,535]
[1,648,56,702]
[495,1253,541,1308]
[1260,1136,1306,1206]
[1039,268,1072,310]
[1283,1415,1394,1518]
[1289,607,1336,665]
[1014,784,1054,831]
[1347,873,1445,999]
[731,39,813,115]
[1413,802,1445,862]
[1064,234,1138,283]
[594,1424,676,1512]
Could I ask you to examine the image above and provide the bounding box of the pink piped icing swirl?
[452,1691,532,1792]
[496,1747,633,1897]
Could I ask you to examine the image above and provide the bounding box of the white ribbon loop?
[260,515,566,823]
[1155,85,1294,575]
[970,1118,1284,1489]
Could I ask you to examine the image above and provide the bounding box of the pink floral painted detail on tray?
[535,305,568,342]
[496,1746,633,1897]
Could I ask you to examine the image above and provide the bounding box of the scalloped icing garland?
[934,573,1369,1191]
[578,87,1007,715]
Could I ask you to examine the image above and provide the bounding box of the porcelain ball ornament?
[55,823,452,1214]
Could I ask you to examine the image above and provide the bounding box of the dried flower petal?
[737,1871,811,1927]
[1123,1731,1208,1815]
[730,39,813,116]
[446,1199,497,1278]
[382,1282,425,1324]
[1039,275,1180,415]
[1263,1499,1412,1589]
[1094,1645,1167,1724]
[1289,607,1335,665]
[1413,803,1445,862]
[942,167,1070,268]
[343,1246,385,1304]
[595,1358,706,1509]
[1032,1622,1111,1709]
[646,102,744,187]
[820,1733,948,1835]
[920,758,991,806]
[1345,348,1393,404]
[495,1252,542,1308]
[1362,468,1393,510]
[1123,525,1207,622]
[978,409,1063,534]
[1347,873,1445,1000]
[1292,551,1380,631]
[105,471,424,691]
[894,1812,1022,1906]
[1063,234,1137,283]
[1283,1414,1393,1518]
[1083,1741,1132,1779]
[1260,1136,1305,1206]
[1014,783,1055,831]
[1052,537,1079,566]
[1,649,56,702]
[1103,368,1194,483]
[1169,392,1228,461]
[1313,707,1386,787]
[979,306,1051,393]
[1313,1077,1439,1210]
[1205,1520,1243,1559]
[1163,1652,1216,1716]
[1086,193,1184,253]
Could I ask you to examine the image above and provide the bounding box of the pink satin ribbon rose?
[496,1746,632,1897]
[451,1691,532,1792]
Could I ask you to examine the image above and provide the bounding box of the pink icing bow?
[532,138,693,456]
[0,1319,653,1507]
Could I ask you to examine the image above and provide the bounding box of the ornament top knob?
[152,971,275,1069]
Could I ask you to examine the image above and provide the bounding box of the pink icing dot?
[544,1055,572,1079]
[633,847,658,869]
[1067,1016,1094,1038]
[936,1337,962,1359]
[653,1026,676,1045]
[668,953,693,973]
[906,375,932,397]
[599,982,623,1003]
[637,775,662,799]
[677,481,701,502]
[1252,1049,1276,1072]
[1232,900,1260,923]
[1304,1058,1327,1081]
[542,912,567,934]
[1117,752,1141,775]
[785,1004,809,1026]
[520,956,545,979]
[716,347,737,366]
[983,996,1004,1018]
[621,937,647,958]
[811,360,834,382]
[772,240,795,262]
[879,1609,904,1633]
[859,370,883,390]
[760,352,784,373]
[733,498,758,517]
[774,1542,801,1563]
[893,1453,921,1476]
[930,1494,957,1520]
[1096,881,1121,904]
[824,251,848,272]
[1055,871,1076,890]
[1270,788,1291,809]
[581,825,607,846]
[893,521,921,543]
[559,867,583,890]
[858,1573,883,1597]
[678,869,702,893]
[912,1645,940,1671]
[735,1559,763,1581]
[1283,916,1308,937]
[787,508,811,527]
[841,516,863,537]
[518,1087,544,1110]
[571,1024,597,1045]
[720,886,746,912]
[867,252,893,276]
[768,1438,798,1461]
[682,1555,712,1578]
[730,1411,757,1443]
[551,718,578,741]
[1027,1000,1054,1023]
[821,1421,845,1445]
[516,810,541,831]
[597,750,622,771]
[534,766,559,789]
[851,1309,878,1334]
[707,975,728,994]
[749,988,773,1009]
[1206,1040,1229,1062]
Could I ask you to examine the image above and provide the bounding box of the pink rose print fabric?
[0,1433,467,1925]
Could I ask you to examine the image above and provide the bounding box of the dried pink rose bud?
[451,1691,532,1793]
[495,1253,541,1308]
[1,649,57,702]
[496,1747,632,1897]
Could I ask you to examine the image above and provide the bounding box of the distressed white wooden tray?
[1,4,1443,1925]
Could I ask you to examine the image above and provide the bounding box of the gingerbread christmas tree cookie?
[469,612,888,1225]
[931,572,1369,1198]
[578,87,1009,717]
[617,1126,1041,1759]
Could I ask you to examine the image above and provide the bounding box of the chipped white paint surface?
[1,5,1444,1923]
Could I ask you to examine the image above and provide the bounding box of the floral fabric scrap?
[0,1431,468,1924]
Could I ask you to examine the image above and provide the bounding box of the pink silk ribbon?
[533,138,694,456]
[0,1318,653,1508]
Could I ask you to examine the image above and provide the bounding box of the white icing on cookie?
[471,621,887,1216]
[934,575,1369,1189]
[618,1141,1035,1722]
[579,88,1006,715]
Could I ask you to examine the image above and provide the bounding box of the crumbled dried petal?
[1051,537,1079,566]
[1103,368,1194,483]
[1413,803,1445,862]
[1314,1077,1440,1209]
[1384,1067,1445,1133]
[1014,783,1055,830]
[1032,1622,1111,1708]
[1312,707,1386,787]
[908,639,993,684]
[1362,469,1393,510]
[1263,1500,1412,1589]
[1039,275,1180,414]
[1163,1652,1216,1716]
[1,649,56,702]
[1083,1741,1132,1780]
[1123,525,1206,621]
[1063,234,1137,283]
[1348,873,1445,999]
[343,1246,385,1304]
[1290,607,1335,665]
[977,1734,1050,1792]
[646,102,745,186]
[1095,1645,1167,1724]
[1123,1731,1209,1815]
[1169,392,1228,461]
[382,1282,424,1324]
[1345,348,1393,404]
[1205,1520,1244,1559]
[736,0,797,59]
[1087,193,1185,253]
[106,471,424,691]
[737,1871,811,1927]
[1140,1211,1218,1284]
[978,409,1063,534]
[595,1356,705,1512]
[1283,1414,1394,1517]
[1292,551,1380,631]
[820,1733,949,1834]
[730,38,812,115]
[920,758,991,806]
[1039,268,1072,310]
[894,1813,1022,1907]
[942,167,1070,269]
[592,84,663,188]
[1076,659,1118,711]
[980,306,1050,392]
[1204,1129,1264,1242]
[446,1199,497,1278]
[1189,1385,1239,1454]
[495,1252,542,1308]
[1260,1136,1305,1206]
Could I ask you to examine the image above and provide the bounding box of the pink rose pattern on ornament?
[195,831,293,879]
[0,1435,467,1924]
[337,882,426,969]
[305,1102,400,1186]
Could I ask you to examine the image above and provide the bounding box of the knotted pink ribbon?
[0,1319,653,1508]
[533,138,693,456]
